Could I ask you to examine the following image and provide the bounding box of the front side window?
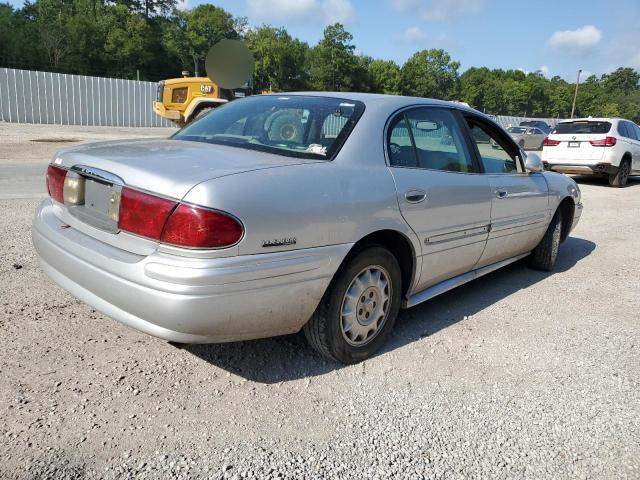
[467,120,520,174]
[173,95,365,160]
[387,107,476,173]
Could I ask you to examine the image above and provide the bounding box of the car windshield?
[554,121,612,134]
[507,127,527,134]
[173,95,365,160]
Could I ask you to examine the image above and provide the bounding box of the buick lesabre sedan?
[33,93,583,363]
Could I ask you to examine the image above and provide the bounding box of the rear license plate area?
[67,171,122,233]
[568,141,580,148]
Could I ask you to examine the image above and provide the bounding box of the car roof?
[262,91,485,115]
[557,117,619,123]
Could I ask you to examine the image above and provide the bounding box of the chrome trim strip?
[403,253,529,308]
[490,213,547,232]
[425,224,490,245]
[70,165,124,186]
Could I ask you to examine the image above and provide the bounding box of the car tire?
[528,209,562,272]
[608,158,631,187]
[190,107,214,124]
[303,246,402,364]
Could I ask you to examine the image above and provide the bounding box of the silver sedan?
[33,93,583,363]
[504,126,547,150]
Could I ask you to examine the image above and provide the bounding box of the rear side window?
[554,121,612,134]
[620,121,638,140]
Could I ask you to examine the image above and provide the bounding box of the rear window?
[507,127,527,134]
[173,95,365,160]
[553,121,612,134]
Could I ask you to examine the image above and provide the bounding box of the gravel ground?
[0,124,639,479]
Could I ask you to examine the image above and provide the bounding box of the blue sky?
[7,0,640,80]
[208,0,640,80]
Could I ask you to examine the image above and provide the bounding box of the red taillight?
[117,187,243,248]
[46,165,67,203]
[590,136,617,147]
[161,204,243,248]
[543,137,561,146]
[118,187,177,239]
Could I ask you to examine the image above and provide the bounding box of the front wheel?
[609,159,630,187]
[303,247,402,364]
[528,209,562,272]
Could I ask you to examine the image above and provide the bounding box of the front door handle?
[405,190,427,203]
[496,190,508,199]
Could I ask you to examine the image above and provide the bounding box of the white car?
[541,118,640,187]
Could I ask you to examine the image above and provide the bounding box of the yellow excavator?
[153,74,252,127]
[153,40,260,127]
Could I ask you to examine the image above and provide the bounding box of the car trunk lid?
[51,138,317,251]
[543,133,608,162]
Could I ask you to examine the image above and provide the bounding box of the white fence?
[0,67,564,130]
[0,68,173,127]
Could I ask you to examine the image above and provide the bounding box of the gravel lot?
[1,123,639,479]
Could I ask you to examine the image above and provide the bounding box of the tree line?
[1,0,639,121]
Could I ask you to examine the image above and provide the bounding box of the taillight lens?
[46,165,67,203]
[161,204,243,248]
[117,187,243,248]
[590,136,617,147]
[543,137,561,146]
[118,187,177,239]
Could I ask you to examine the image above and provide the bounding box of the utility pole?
[570,69,582,119]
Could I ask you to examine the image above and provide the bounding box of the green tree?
[368,59,401,95]
[245,25,309,91]
[401,49,460,99]
[104,4,153,76]
[308,23,357,91]
[184,5,238,76]
[37,0,73,67]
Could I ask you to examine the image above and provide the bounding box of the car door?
[621,121,640,173]
[524,128,536,150]
[633,124,640,172]
[386,106,492,292]
[531,128,545,149]
[462,114,550,268]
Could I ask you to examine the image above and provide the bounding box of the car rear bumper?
[544,162,619,175]
[32,199,351,343]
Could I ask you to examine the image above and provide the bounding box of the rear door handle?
[405,190,427,203]
[496,190,508,199]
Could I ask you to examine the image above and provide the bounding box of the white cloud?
[422,0,484,21]
[176,0,189,11]
[548,25,602,50]
[246,0,355,25]
[322,0,355,24]
[401,27,427,43]
[391,0,483,21]
[539,65,550,77]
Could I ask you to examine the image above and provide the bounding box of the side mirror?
[524,152,544,173]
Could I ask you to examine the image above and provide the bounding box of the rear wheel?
[190,107,214,124]
[303,247,402,364]
[528,209,562,272]
[609,158,630,187]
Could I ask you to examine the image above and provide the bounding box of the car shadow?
[571,175,640,188]
[183,237,595,384]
